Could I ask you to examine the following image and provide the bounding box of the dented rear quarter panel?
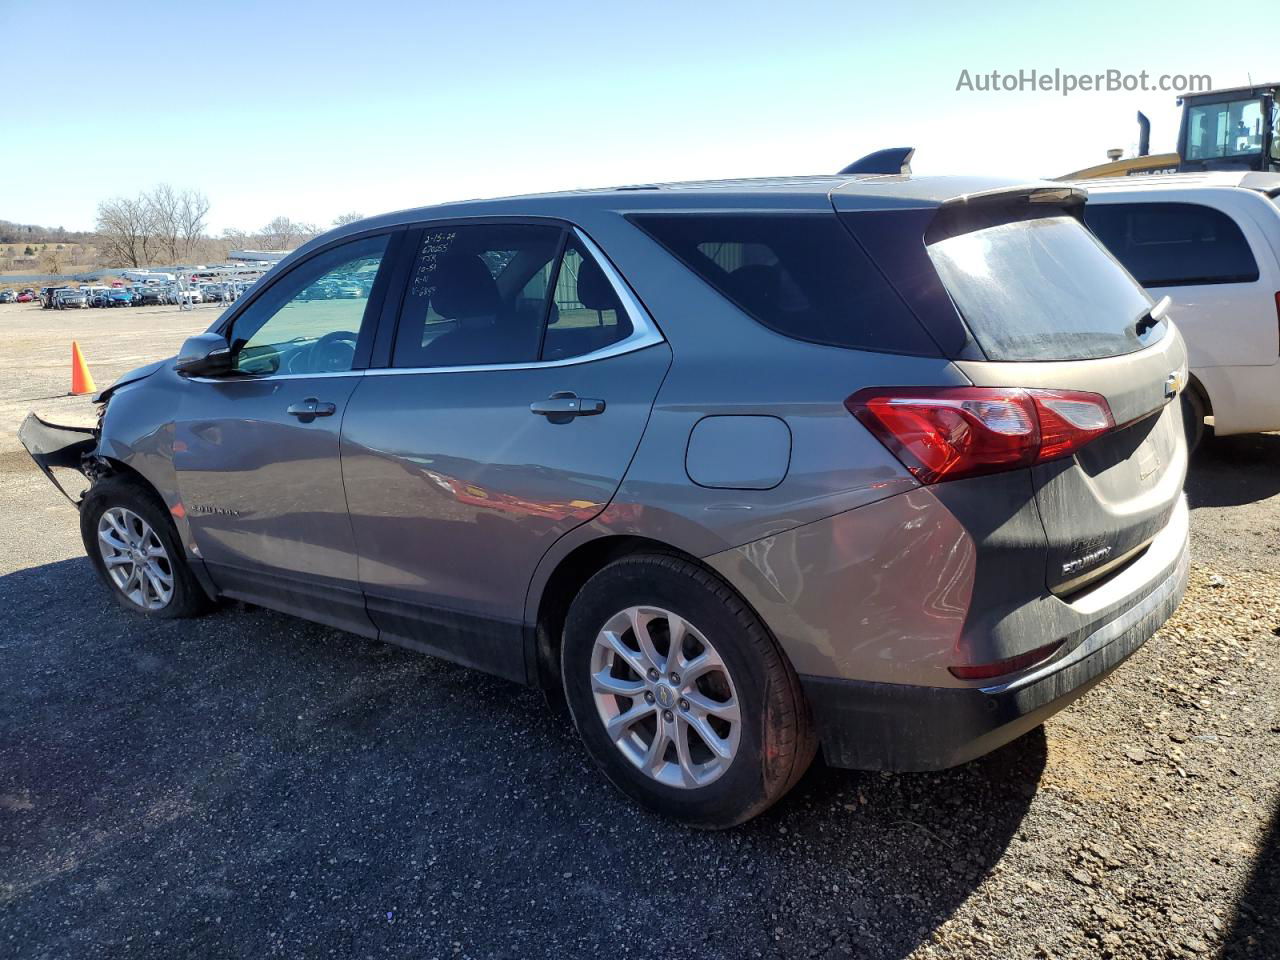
[706,488,977,689]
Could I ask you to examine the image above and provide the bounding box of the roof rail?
[838,147,914,176]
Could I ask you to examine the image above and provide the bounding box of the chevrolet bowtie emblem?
[1164,371,1183,399]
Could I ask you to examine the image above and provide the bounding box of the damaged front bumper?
[18,412,100,506]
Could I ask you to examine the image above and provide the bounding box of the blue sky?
[1,0,1272,233]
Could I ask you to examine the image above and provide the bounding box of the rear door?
[922,204,1188,594]
[341,222,670,680]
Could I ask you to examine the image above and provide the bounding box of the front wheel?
[80,475,212,618]
[561,553,815,828]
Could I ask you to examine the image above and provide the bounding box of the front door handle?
[530,392,605,423]
[286,398,337,422]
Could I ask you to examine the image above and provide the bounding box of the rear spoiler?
[926,186,1089,244]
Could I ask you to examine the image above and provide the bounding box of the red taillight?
[1032,390,1116,461]
[846,386,1114,484]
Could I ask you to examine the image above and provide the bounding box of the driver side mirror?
[175,332,233,377]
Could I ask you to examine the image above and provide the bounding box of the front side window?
[231,234,389,375]
[392,224,636,368]
[1084,202,1259,287]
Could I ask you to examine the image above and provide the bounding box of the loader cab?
[1177,84,1279,173]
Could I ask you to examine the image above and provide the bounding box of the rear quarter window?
[1083,201,1260,287]
[627,213,941,356]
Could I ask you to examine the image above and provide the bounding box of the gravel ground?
[0,303,1277,959]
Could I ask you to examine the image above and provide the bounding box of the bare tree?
[259,216,319,250]
[96,196,158,267]
[141,185,209,263]
[260,216,300,250]
[40,248,65,275]
[221,227,253,249]
[332,212,364,227]
[148,183,183,263]
[178,190,210,259]
[94,184,212,267]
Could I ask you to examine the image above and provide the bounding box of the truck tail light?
[845,387,1114,485]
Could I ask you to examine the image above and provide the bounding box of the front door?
[173,232,395,634]
[341,223,670,679]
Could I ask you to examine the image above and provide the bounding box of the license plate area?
[1035,402,1183,595]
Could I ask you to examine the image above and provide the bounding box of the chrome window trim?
[188,228,663,384]
[367,227,664,377]
[187,370,367,384]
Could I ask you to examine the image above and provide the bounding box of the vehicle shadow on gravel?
[1224,798,1280,960]
[0,556,1044,960]
[1186,432,1280,509]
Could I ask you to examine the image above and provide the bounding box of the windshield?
[928,215,1159,362]
[1186,97,1265,160]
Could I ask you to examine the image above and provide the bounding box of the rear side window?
[394,223,563,368]
[542,236,634,362]
[1084,202,1260,287]
[392,225,636,368]
[927,215,1158,362]
[628,213,940,356]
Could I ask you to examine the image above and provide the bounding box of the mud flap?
[17,413,98,507]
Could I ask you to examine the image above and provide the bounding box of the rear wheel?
[80,475,212,618]
[1181,388,1207,453]
[561,553,815,828]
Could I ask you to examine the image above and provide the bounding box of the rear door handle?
[286,398,337,421]
[529,392,605,422]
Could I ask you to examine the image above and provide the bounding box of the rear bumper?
[801,519,1189,771]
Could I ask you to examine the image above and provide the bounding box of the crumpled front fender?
[92,358,167,403]
[17,413,99,507]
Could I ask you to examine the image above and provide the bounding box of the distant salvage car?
[54,289,89,309]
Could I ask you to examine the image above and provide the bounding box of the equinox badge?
[1062,545,1113,576]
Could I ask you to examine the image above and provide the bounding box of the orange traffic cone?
[70,341,97,395]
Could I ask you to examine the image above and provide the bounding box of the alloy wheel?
[96,507,174,610]
[589,606,741,789]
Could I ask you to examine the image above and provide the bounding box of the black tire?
[1181,388,1207,454]
[80,474,212,619]
[561,553,816,829]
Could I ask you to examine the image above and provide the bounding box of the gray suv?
[21,171,1190,827]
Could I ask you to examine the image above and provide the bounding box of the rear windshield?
[628,213,941,356]
[927,215,1159,362]
[1084,202,1260,287]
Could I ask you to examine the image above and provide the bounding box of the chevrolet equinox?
[22,167,1191,827]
